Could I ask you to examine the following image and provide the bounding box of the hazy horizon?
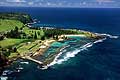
[0,0,120,8]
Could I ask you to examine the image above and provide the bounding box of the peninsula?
[0,13,104,74]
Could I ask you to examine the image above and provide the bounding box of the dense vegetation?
[0,53,8,75]
[0,13,98,75]
[30,27,85,39]
[0,13,33,75]
[0,12,33,24]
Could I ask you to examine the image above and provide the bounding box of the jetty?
[22,56,43,65]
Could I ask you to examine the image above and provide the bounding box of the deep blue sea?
[0,7,120,80]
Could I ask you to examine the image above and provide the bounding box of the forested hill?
[0,13,32,75]
[0,12,33,24]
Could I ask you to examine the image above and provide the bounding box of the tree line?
[0,12,33,24]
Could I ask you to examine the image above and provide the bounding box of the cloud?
[96,0,116,3]
[6,0,26,3]
[0,0,119,8]
[47,2,51,6]
[28,2,34,5]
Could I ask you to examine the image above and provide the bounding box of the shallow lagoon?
[39,37,94,63]
[1,36,96,80]
[1,7,120,80]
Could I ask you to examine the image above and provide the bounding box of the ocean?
[0,7,120,80]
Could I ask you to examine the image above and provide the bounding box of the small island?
[0,13,104,74]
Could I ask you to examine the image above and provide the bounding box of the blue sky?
[0,0,120,8]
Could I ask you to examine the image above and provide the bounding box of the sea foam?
[20,61,29,64]
[42,39,106,69]
[95,33,119,39]
[42,33,119,70]
[0,77,8,80]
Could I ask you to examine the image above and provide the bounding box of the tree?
[0,35,4,40]
[15,26,18,32]
[20,27,23,30]
[13,47,17,52]
[41,36,45,40]
[6,26,21,38]
[37,31,40,36]
[34,31,37,39]
[54,35,58,40]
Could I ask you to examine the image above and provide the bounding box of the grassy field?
[0,38,33,58]
[17,40,41,55]
[0,19,43,58]
[23,27,45,39]
[0,19,24,32]
[0,38,29,48]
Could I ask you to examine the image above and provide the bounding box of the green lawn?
[0,38,35,58]
[7,40,41,58]
[23,27,44,39]
[17,40,41,55]
[0,19,24,32]
[0,38,28,48]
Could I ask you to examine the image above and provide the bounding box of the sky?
[0,0,120,8]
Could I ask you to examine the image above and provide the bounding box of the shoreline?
[18,34,90,66]
[20,33,104,67]
[63,34,86,37]
[0,12,107,75]
[0,27,105,73]
[0,31,109,73]
[20,39,57,65]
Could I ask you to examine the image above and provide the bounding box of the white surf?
[41,33,119,70]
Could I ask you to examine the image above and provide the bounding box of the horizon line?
[0,5,120,9]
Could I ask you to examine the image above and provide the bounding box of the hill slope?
[0,12,33,24]
[0,19,24,32]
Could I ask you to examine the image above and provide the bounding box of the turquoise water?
[36,37,92,62]
[1,7,120,80]
[1,37,95,79]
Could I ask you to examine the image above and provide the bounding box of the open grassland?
[7,40,41,58]
[0,38,29,48]
[0,38,34,58]
[0,19,24,32]
[23,27,44,39]
[17,40,41,56]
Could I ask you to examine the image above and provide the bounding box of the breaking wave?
[20,61,29,64]
[41,33,119,70]
[42,39,105,69]
[95,33,119,39]
[0,77,8,80]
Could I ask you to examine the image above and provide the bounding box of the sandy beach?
[64,34,86,37]
[32,34,87,58]
[32,39,56,57]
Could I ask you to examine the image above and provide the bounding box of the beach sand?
[32,39,56,57]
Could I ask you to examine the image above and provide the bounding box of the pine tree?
[34,31,37,39]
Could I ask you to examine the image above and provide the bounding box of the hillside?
[0,12,33,24]
[0,19,24,32]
